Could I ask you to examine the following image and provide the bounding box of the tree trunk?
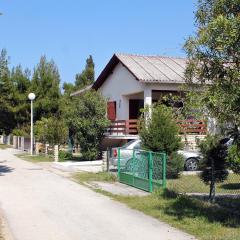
[209,157,216,203]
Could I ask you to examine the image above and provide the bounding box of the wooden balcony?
[105,119,207,138]
[105,120,138,137]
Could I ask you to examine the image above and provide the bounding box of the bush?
[67,90,110,161]
[35,117,68,145]
[167,152,184,179]
[198,135,229,202]
[58,150,72,161]
[227,144,240,174]
[139,104,183,178]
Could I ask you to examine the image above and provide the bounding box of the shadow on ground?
[220,183,240,190]
[162,190,240,228]
[0,164,14,176]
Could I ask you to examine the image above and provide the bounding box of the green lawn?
[73,171,117,183]
[115,191,240,240]
[167,173,240,194]
[73,171,240,240]
[15,153,53,162]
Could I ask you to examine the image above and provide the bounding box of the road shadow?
[0,164,14,176]
[162,189,240,228]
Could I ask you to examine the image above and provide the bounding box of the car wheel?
[185,158,199,171]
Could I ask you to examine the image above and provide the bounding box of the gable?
[99,63,145,100]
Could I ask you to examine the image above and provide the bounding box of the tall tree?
[11,65,31,131]
[184,0,240,200]
[0,49,15,134]
[75,55,95,90]
[184,0,240,140]
[31,56,61,121]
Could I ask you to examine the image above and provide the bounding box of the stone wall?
[180,134,206,151]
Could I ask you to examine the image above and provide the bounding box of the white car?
[110,139,201,171]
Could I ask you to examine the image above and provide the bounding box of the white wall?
[99,63,146,120]
[98,63,183,120]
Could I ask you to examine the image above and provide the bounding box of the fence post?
[102,151,107,172]
[45,144,48,157]
[117,148,120,179]
[7,135,11,145]
[133,149,136,185]
[54,145,59,162]
[149,151,153,192]
[106,147,110,172]
[0,135,3,144]
[162,153,167,189]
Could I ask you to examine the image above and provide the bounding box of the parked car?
[110,139,202,171]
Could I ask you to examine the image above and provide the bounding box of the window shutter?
[107,101,116,120]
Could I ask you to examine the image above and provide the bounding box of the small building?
[72,53,207,148]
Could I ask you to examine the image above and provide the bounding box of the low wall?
[0,135,12,145]
[12,136,31,152]
[180,134,206,151]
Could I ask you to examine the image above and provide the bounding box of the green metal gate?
[117,148,166,192]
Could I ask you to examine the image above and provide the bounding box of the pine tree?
[0,49,15,134]
[31,56,61,121]
[11,65,31,131]
[75,55,95,90]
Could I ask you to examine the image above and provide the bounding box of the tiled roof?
[116,53,187,83]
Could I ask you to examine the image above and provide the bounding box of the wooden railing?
[177,119,207,135]
[106,120,138,136]
[106,119,207,136]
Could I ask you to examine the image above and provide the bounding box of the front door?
[129,99,144,119]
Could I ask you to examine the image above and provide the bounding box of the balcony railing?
[106,120,138,136]
[177,119,207,135]
[106,119,207,136]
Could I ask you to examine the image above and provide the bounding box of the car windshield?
[122,140,138,148]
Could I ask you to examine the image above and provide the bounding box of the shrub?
[67,90,110,161]
[227,144,240,174]
[35,116,68,145]
[198,135,229,202]
[167,152,184,179]
[139,104,183,178]
[58,150,72,161]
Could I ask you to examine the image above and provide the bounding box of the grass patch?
[73,171,117,183]
[15,153,53,162]
[0,144,11,150]
[114,191,240,240]
[74,171,240,240]
[167,173,240,194]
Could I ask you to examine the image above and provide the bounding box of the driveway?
[0,149,196,240]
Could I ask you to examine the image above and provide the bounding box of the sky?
[0,0,197,85]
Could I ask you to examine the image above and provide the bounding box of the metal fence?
[117,148,166,192]
[166,171,240,211]
[167,171,240,197]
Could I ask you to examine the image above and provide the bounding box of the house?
[72,53,207,148]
